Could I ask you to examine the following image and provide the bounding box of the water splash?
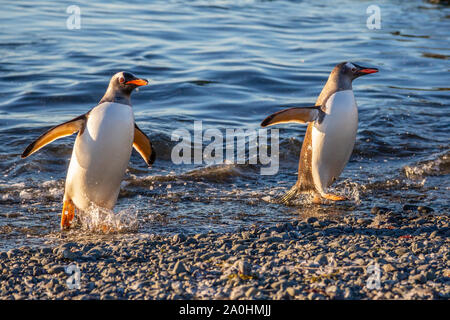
[77,203,139,233]
[262,180,361,206]
[336,179,361,205]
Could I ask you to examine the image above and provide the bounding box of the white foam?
[77,203,139,233]
[19,189,33,200]
[404,152,449,179]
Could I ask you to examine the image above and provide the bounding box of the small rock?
[354,258,365,267]
[193,233,205,240]
[185,237,198,245]
[108,267,118,276]
[236,259,251,276]
[230,286,245,300]
[231,244,246,252]
[314,254,328,265]
[271,280,287,291]
[53,284,65,294]
[171,260,188,275]
[62,249,80,260]
[403,204,418,212]
[245,287,257,298]
[48,265,65,274]
[172,234,186,243]
[286,287,296,297]
[382,264,396,273]
[306,217,318,224]
[266,236,283,244]
[371,207,390,215]
[410,273,426,284]
[13,293,25,300]
[417,206,434,214]
[425,271,435,280]
[395,248,408,256]
[344,288,352,299]
[45,279,58,290]
[308,292,318,300]
[325,285,340,298]
[87,249,102,259]
[40,247,52,255]
[6,249,20,259]
[60,242,77,250]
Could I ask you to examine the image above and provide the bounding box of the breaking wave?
[403,151,450,179]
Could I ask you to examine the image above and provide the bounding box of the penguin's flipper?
[261,106,322,127]
[21,114,87,158]
[133,123,155,167]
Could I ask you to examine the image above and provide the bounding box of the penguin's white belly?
[65,102,134,211]
[311,90,358,194]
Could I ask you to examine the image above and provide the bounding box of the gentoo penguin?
[21,72,155,229]
[261,62,378,204]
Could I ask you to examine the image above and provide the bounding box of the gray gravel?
[0,206,449,300]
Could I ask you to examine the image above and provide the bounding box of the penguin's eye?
[119,77,125,84]
[351,67,356,73]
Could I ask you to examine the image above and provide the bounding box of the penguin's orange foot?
[100,224,111,233]
[322,194,347,201]
[61,199,75,230]
[312,194,322,204]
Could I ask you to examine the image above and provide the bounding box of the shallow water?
[0,0,449,250]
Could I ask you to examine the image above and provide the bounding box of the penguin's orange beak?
[359,68,378,74]
[353,64,378,78]
[125,78,148,86]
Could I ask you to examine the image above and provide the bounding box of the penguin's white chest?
[65,102,135,211]
[311,90,358,194]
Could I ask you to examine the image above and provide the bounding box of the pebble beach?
[1,205,448,300]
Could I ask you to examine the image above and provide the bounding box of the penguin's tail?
[275,184,300,205]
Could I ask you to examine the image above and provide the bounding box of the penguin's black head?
[100,72,148,105]
[338,62,378,81]
[114,71,148,95]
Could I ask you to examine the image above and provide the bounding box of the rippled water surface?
[0,0,449,250]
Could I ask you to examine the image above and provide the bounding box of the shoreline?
[0,207,448,300]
